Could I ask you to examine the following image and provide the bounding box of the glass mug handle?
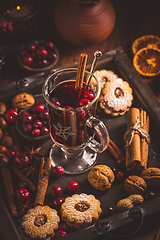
[86,116,109,153]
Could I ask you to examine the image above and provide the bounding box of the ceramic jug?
[54,0,116,46]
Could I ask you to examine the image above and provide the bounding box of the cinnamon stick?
[1,167,18,216]
[10,164,36,192]
[125,107,150,174]
[34,157,52,206]
[9,125,21,155]
[75,53,88,89]
[108,139,122,159]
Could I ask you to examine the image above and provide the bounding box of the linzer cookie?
[60,193,102,229]
[124,108,150,174]
[124,175,147,195]
[19,205,60,240]
[141,167,160,187]
[99,78,133,116]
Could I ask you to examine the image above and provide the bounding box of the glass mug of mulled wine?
[42,68,109,174]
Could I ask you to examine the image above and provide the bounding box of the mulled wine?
[48,80,96,147]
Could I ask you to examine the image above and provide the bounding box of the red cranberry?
[104,206,114,216]
[51,186,62,198]
[22,54,33,65]
[23,123,32,134]
[14,188,30,202]
[32,120,42,129]
[116,155,125,167]
[18,181,27,188]
[5,109,18,123]
[37,46,48,57]
[30,103,44,114]
[39,109,49,120]
[116,171,125,181]
[6,149,16,159]
[111,166,117,175]
[41,126,49,135]
[52,165,64,177]
[14,153,29,169]
[79,98,91,106]
[145,190,155,200]
[51,98,61,107]
[53,197,64,209]
[55,230,67,238]
[45,40,54,49]
[27,43,37,52]
[84,91,95,100]
[19,111,29,122]
[67,182,79,192]
[38,58,49,67]
[32,128,40,137]
[22,114,33,124]
[48,51,57,60]
[3,130,9,136]
[58,222,68,231]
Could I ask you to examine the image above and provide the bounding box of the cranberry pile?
[18,40,58,69]
[19,103,49,138]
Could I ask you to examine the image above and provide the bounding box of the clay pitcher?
[54,0,116,46]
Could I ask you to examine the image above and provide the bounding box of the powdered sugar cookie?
[90,69,118,95]
[100,78,133,116]
[60,193,102,229]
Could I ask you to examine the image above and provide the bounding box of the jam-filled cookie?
[90,69,118,95]
[60,193,102,229]
[100,78,133,116]
[19,205,60,240]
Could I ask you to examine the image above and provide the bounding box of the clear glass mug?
[42,68,109,174]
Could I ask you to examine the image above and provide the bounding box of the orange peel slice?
[133,47,160,77]
[132,35,160,54]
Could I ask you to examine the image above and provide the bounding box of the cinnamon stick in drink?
[34,157,52,206]
[125,107,150,174]
[75,53,88,90]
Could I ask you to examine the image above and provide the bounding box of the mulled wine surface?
[48,80,96,147]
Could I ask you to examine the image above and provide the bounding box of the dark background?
[0,0,160,239]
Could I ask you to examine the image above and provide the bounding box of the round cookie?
[60,193,102,229]
[19,205,60,240]
[100,78,133,116]
[88,165,115,191]
[90,69,118,96]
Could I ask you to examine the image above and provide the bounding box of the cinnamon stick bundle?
[34,157,52,206]
[75,53,88,89]
[125,107,150,174]
[1,167,18,216]
[10,164,36,192]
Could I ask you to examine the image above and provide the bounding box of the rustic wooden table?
[0,0,160,239]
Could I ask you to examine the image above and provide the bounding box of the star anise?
[22,164,38,179]
[17,200,33,215]
[25,146,44,162]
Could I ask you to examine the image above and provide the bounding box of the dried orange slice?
[133,47,160,77]
[132,35,160,54]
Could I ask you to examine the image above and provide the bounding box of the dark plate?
[17,41,59,72]
[15,94,50,143]
[1,48,160,240]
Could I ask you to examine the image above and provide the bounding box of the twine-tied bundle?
[124,116,150,147]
